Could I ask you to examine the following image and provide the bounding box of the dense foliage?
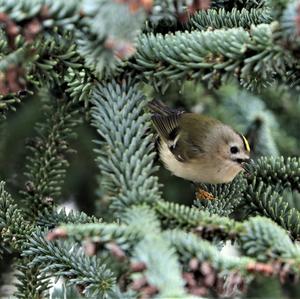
[0,0,300,298]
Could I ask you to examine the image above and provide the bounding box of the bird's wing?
[149,100,203,162]
[151,114,180,144]
[152,114,203,162]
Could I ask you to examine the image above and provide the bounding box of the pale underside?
[159,141,243,184]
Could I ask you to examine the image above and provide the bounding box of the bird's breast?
[159,141,243,183]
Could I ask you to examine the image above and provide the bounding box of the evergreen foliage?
[91,79,161,212]
[0,0,300,298]
[189,7,273,30]
[20,92,81,217]
[24,230,117,298]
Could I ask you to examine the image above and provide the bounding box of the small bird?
[149,100,250,185]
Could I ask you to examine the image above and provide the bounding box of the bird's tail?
[148,100,184,116]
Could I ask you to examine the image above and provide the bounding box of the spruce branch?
[210,0,265,10]
[0,182,49,297]
[47,206,162,250]
[123,204,161,233]
[23,230,117,298]
[42,0,81,30]
[194,175,247,216]
[0,0,43,22]
[164,229,250,269]
[155,201,243,240]
[91,78,161,212]
[0,181,34,251]
[47,222,139,248]
[240,216,300,262]
[0,91,32,115]
[14,260,52,299]
[36,208,100,229]
[150,0,210,26]
[127,206,186,298]
[0,0,80,27]
[0,31,85,106]
[285,190,300,212]
[245,178,300,239]
[64,68,94,108]
[165,229,299,295]
[189,7,272,31]
[32,32,83,89]
[130,22,294,91]
[265,0,290,19]
[77,0,147,79]
[20,93,81,217]
[133,233,186,297]
[48,205,189,298]
[26,213,300,297]
[247,156,300,191]
[150,0,265,27]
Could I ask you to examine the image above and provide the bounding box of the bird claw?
[195,188,214,201]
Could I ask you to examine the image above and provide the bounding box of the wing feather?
[149,101,203,162]
[151,114,180,143]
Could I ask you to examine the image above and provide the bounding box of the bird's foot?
[195,188,214,201]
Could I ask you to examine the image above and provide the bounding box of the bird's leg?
[196,189,215,200]
[193,183,215,201]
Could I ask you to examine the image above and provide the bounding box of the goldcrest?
[149,100,250,184]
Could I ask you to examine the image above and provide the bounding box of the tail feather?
[148,100,185,117]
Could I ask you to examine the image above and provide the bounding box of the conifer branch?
[210,0,265,10]
[194,175,246,216]
[14,260,51,299]
[247,156,300,191]
[46,213,300,295]
[265,0,290,19]
[76,0,147,79]
[0,1,299,298]
[47,205,189,298]
[47,206,162,252]
[130,22,295,91]
[91,79,161,212]
[240,216,300,262]
[165,229,250,268]
[0,181,34,251]
[245,178,300,239]
[20,93,81,217]
[116,205,188,298]
[150,0,265,27]
[166,228,300,295]
[36,208,100,229]
[0,182,42,297]
[48,222,138,246]
[133,232,186,297]
[0,0,79,27]
[0,0,147,102]
[155,201,244,240]
[23,230,117,298]
[189,7,272,30]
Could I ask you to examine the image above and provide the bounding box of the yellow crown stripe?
[241,135,250,152]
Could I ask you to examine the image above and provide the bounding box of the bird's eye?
[230,146,239,154]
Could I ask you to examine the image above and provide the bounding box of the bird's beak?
[234,158,251,171]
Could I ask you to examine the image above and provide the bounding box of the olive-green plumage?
[149,100,250,184]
